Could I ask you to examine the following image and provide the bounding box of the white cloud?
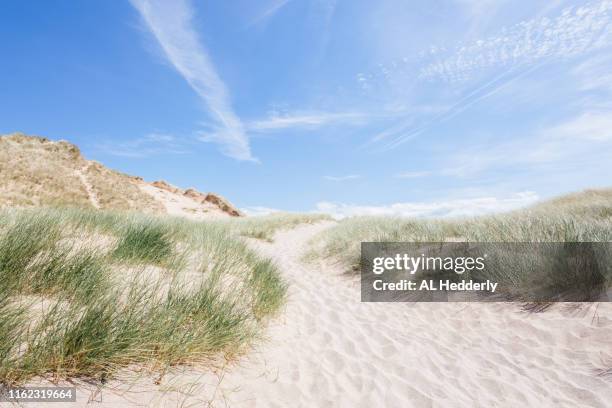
[316,191,539,219]
[324,174,361,181]
[421,0,612,82]
[374,65,541,150]
[130,0,255,161]
[363,1,612,151]
[248,111,370,131]
[309,0,338,61]
[572,54,612,93]
[97,133,187,157]
[247,0,292,28]
[454,0,507,18]
[453,0,512,39]
[394,171,431,179]
[143,133,175,143]
[240,206,285,216]
[434,111,612,178]
[546,112,612,142]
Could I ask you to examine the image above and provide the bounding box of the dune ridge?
[0,133,242,218]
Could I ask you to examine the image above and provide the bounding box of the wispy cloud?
[545,112,612,142]
[421,0,612,82]
[455,0,508,19]
[436,111,612,178]
[453,0,512,39]
[572,54,612,93]
[248,111,370,131]
[359,1,612,152]
[324,174,361,182]
[373,63,543,150]
[96,133,187,158]
[240,206,284,216]
[316,191,539,219]
[309,0,338,62]
[130,0,255,161]
[247,0,292,28]
[394,171,431,179]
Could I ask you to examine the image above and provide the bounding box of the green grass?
[0,208,287,385]
[308,189,612,305]
[249,259,288,319]
[218,212,332,242]
[311,207,612,271]
[113,221,176,266]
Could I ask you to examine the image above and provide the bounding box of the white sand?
[29,222,612,407]
[139,183,229,220]
[75,165,100,209]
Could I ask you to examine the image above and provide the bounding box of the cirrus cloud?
[130,0,255,161]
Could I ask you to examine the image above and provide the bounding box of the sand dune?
[31,221,612,407]
[139,181,241,220]
[0,133,242,218]
[75,164,101,209]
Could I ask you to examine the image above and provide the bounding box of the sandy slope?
[0,133,242,217]
[31,222,612,407]
[76,165,100,209]
[138,183,235,220]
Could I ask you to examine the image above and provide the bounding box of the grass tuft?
[113,221,176,266]
[0,207,287,385]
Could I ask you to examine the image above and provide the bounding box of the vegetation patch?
[0,208,286,385]
[308,189,612,307]
[113,221,176,266]
[221,212,332,242]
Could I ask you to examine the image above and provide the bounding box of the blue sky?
[1,0,611,217]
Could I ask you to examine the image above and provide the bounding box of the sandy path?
[29,221,612,407]
[76,165,100,209]
[200,221,612,407]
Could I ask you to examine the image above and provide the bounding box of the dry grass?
[0,133,164,214]
[219,213,333,242]
[309,188,612,272]
[307,189,612,303]
[0,133,92,208]
[84,162,164,212]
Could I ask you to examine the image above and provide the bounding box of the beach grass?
[112,221,178,267]
[307,189,612,304]
[219,212,332,242]
[0,207,287,385]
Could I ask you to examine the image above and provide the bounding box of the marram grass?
[310,210,612,271]
[0,208,287,385]
[307,193,612,305]
[218,212,332,242]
